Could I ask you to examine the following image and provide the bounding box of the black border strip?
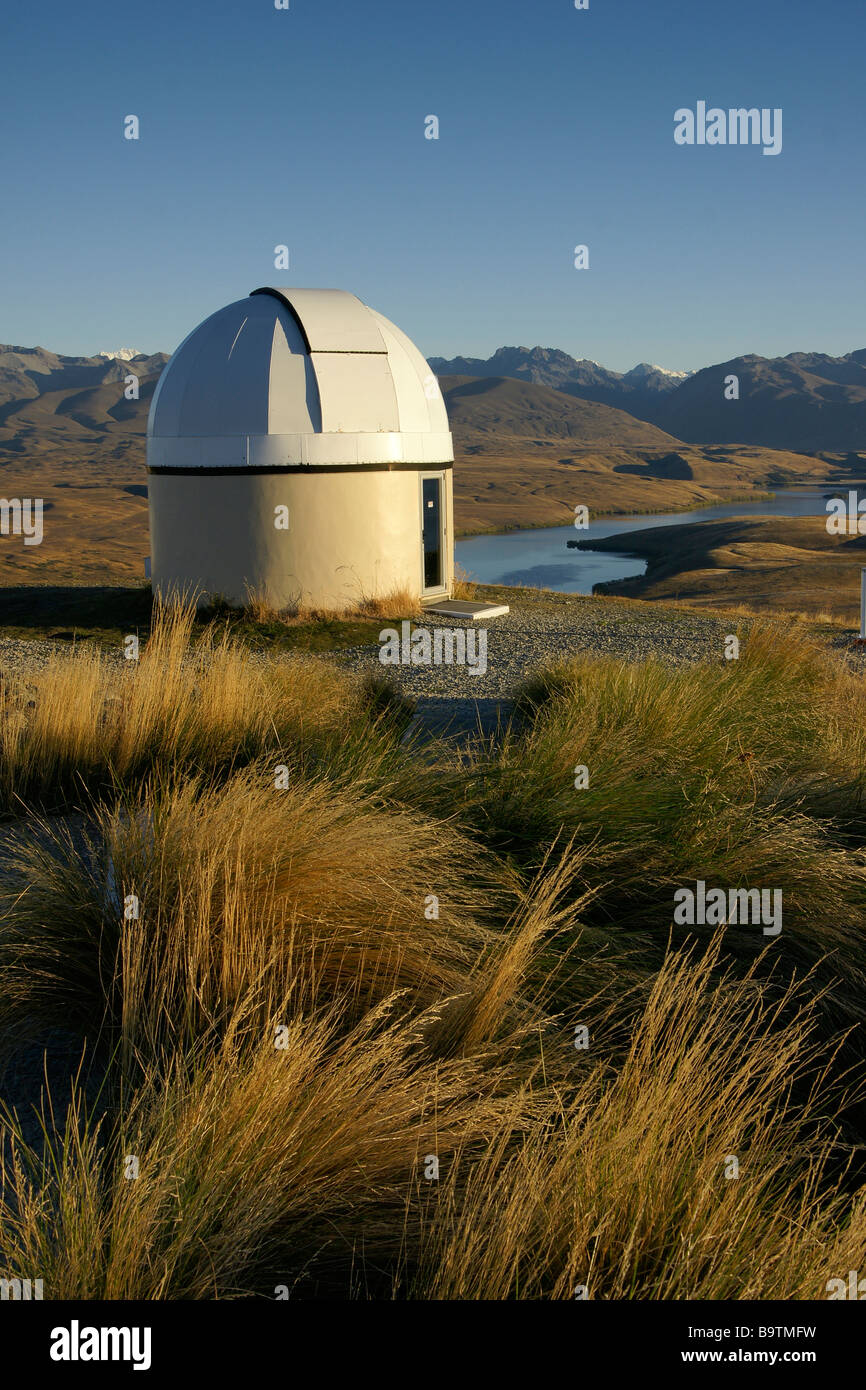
[147,461,453,476]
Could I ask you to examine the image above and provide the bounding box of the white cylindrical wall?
[148,467,454,610]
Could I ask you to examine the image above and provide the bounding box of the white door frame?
[419,470,448,597]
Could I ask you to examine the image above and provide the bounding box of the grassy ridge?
[584,512,866,618]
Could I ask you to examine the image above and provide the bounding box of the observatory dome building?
[146,287,454,611]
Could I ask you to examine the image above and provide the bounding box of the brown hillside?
[440,374,680,450]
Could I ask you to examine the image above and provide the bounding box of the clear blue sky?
[1,0,863,372]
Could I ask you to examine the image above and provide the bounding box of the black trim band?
[147,462,453,476]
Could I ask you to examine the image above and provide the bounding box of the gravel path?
[334,602,738,741]
[0,637,124,678]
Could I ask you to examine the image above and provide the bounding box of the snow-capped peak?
[626,361,691,380]
[98,347,140,362]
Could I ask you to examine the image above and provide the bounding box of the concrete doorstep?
[421,599,510,619]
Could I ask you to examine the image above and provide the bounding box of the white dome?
[147,287,452,469]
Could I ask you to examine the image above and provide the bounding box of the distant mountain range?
[431,346,691,394]
[0,344,169,413]
[0,345,169,473]
[0,344,676,464]
[655,350,866,452]
[429,345,866,452]
[3,339,866,458]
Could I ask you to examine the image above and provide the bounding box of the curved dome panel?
[149,294,319,438]
[370,309,449,433]
[313,353,400,432]
[269,317,323,433]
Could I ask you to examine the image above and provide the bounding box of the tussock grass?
[1,611,866,1298]
[452,562,477,601]
[242,582,423,624]
[513,624,866,811]
[1,939,863,1299]
[677,599,853,629]
[0,1004,521,1299]
[0,602,407,816]
[0,766,567,1082]
[462,625,866,1045]
[410,944,866,1300]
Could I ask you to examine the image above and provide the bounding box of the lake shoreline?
[572,507,866,618]
[455,480,866,602]
[456,478,866,540]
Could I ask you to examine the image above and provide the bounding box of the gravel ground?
[333,604,866,740]
[338,603,736,689]
[0,636,124,679]
[334,603,741,740]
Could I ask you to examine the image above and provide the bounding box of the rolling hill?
[653,351,866,452]
[576,511,866,618]
[439,375,680,450]
[0,344,168,411]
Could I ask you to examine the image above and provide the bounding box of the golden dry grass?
[1,612,865,1299]
[451,562,477,601]
[0,766,560,1081]
[0,601,387,815]
[2,931,863,1299]
[410,944,866,1300]
[243,581,422,624]
[0,1004,518,1299]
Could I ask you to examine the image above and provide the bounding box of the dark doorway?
[422,475,443,590]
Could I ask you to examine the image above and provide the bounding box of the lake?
[455,487,837,595]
